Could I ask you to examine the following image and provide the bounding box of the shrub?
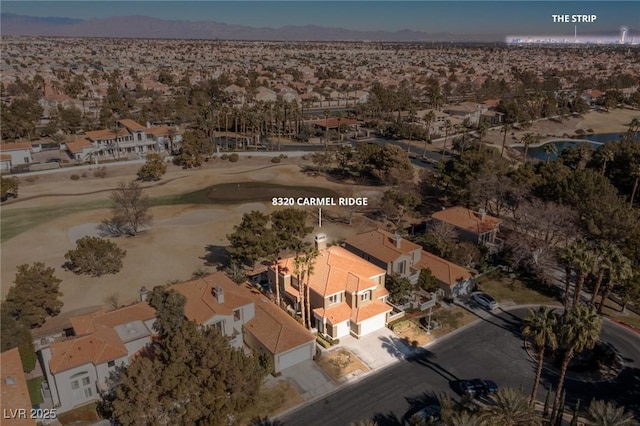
[70,174,80,180]
[64,236,126,277]
[228,153,239,162]
[220,154,229,160]
[270,157,281,163]
[316,336,331,349]
[93,166,108,178]
[81,172,88,178]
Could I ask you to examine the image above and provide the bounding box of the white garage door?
[359,313,387,337]
[277,343,313,372]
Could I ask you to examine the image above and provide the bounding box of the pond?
[523,133,625,161]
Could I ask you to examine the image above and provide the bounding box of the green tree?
[0,305,36,372]
[110,320,264,426]
[586,400,638,426]
[137,153,167,181]
[480,387,540,426]
[560,241,597,310]
[146,286,187,337]
[379,189,419,228]
[418,268,438,292]
[64,236,126,276]
[522,307,558,407]
[368,144,415,185]
[174,129,212,168]
[551,305,602,425]
[3,262,63,327]
[106,181,152,236]
[270,208,312,253]
[385,274,413,305]
[227,211,272,267]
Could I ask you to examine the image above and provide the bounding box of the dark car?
[455,379,498,397]
[408,404,441,424]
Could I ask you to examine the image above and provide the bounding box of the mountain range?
[1,13,631,42]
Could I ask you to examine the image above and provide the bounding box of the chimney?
[478,208,486,222]
[314,233,327,251]
[212,285,225,304]
[139,286,149,302]
[393,233,402,249]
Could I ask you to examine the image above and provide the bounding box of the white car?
[471,292,499,310]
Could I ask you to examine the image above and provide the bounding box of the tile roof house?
[66,138,95,162]
[1,348,36,425]
[0,142,33,170]
[270,235,393,340]
[431,206,503,253]
[415,251,474,299]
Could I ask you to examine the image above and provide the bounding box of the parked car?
[471,291,499,310]
[455,379,498,398]
[409,404,441,424]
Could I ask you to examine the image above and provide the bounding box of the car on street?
[471,291,499,310]
[453,379,498,398]
[408,404,441,424]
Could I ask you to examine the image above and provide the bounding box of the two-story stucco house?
[0,142,33,171]
[431,206,503,253]
[40,303,156,413]
[271,234,393,340]
[343,229,423,284]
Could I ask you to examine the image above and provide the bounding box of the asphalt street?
[280,308,640,426]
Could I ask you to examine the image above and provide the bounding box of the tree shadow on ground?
[455,300,523,337]
[406,348,460,383]
[403,390,441,422]
[372,410,403,426]
[379,335,411,359]
[201,244,231,268]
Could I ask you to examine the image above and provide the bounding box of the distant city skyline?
[2,1,637,36]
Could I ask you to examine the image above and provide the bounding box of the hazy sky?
[2,1,637,34]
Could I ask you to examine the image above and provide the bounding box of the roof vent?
[5,377,15,385]
[478,208,486,222]
[393,233,402,249]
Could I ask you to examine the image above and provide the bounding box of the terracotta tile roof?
[70,303,157,336]
[0,349,36,425]
[146,126,170,137]
[118,119,146,131]
[66,138,93,154]
[344,229,421,263]
[169,272,254,324]
[32,306,104,339]
[243,292,314,355]
[0,142,32,151]
[415,251,473,287]
[312,118,359,129]
[431,206,501,235]
[278,246,384,297]
[313,302,352,326]
[352,300,392,323]
[85,128,130,141]
[0,154,12,160]
[49,324,127,374]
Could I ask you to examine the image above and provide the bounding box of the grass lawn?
[236,380,303,424]
[475,271,561,306]
[56,402,99,425]
[26,376,44,406]
[599,299,640,331]
[316,348,370,383]
[1,182,339,242]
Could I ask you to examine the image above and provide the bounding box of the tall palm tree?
[586,400,637,426]
[501,122,512,158]
[629,165,640,209]
[303,248,318,329]
[522,307,558,407]
[323,109,331,149]
[441,119,452,160]
[559,241,597,310]
[597,145,615,176]
[597,252,633,315]
[293,256,306,326]
[521,132,538,164]
[550,305,602,425]
[422,110,435,157]
[480,388,540,426]
[542,143,558,164]
[590,242,620,308]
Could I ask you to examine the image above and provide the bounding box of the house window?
[210,321,224,333]
[71,381,79,390]
[84,388,92,398]
[361,291,371,301]
[328,293,342,305]
[234,309,241,321]
[24,157,30,163]
[82,377,90,386]
[107,361,115,368]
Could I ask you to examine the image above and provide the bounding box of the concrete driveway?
[340,327,413,370]
[278,360,336,401]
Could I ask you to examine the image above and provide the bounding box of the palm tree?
[441,119,452,159]
[323,109,331,149]
[542,143,558,164]
[476,122,487,152]
[550,305,602,425]
[590,242,620,308]
[597,145,614,176]
[480,388,540,426]
[293,255,306,326]
[586,400,637,426]
[559,241,597,310]
[597,252,633,315]
[501,122,512,158]
[521,132,538,164]
[422,110,435,157]
[522,307,558,407]
[303,248,319,329]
